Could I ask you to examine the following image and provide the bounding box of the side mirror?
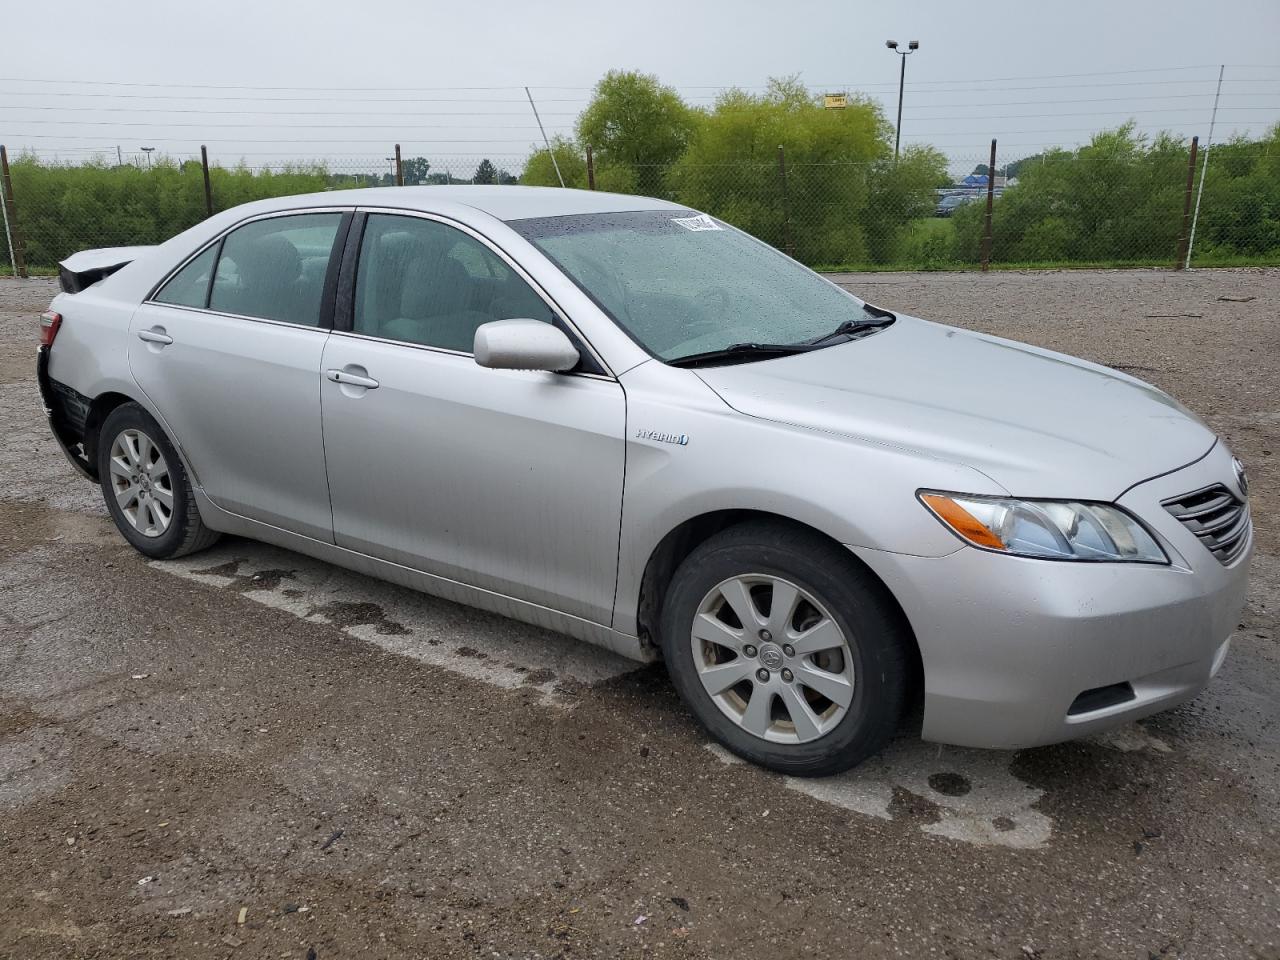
[473,319,580,373]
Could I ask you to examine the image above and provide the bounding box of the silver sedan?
[38,187,1251,775]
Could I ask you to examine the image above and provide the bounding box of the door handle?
[325,368,380,389]
[137,328,173,345]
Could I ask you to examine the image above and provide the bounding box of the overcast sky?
[4,0,1278,172]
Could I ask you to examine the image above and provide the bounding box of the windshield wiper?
[805,307,896,347]
[668,342,813,368]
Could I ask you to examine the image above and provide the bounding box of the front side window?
[208,213,343,326]
[353,214,555,352]
[154,243,218,308]
[510,210,876,362]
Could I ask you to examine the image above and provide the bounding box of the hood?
[695,316,1215,501]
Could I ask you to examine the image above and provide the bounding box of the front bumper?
[853,442,1252,749]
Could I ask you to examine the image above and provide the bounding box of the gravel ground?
[0,269,1277,960]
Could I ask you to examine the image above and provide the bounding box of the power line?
[6,134,560,143]
[5,107,1269,131]
[0,63,1240,93]
[8,90,1273,117]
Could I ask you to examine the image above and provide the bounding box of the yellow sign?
[823,94,848,109]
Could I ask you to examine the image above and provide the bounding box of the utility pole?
[885,40,919,161]
[525,86,565,187]
[1,145,27,278]
[200,145,214,217]
[1186,65,1225,269]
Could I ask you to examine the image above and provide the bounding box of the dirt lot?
[0,269,1277,959]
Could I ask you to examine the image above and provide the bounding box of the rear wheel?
[97,403,219,559]
[660,521,910,777]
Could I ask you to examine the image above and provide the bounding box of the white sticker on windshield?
[671,213,723,232]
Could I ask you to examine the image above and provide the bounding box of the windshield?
[509,210,876,363]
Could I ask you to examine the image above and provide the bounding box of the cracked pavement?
[0,269,1277,959]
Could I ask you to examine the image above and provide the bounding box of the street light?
[885,40,920,161]
[140,146,155,169]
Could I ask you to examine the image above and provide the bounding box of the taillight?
[39,311,62,347]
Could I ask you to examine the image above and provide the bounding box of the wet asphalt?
[0,270,1277,959]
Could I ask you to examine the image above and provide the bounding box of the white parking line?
[152,540,1171,852]
[706,740,1053,849]
[152,542,641,704]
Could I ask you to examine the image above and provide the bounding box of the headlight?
[919,491,1167,563]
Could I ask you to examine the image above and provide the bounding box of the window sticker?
[670,213,723,232]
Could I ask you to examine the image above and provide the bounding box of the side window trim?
[317,212,354,330]
[335,207,610,377]
[199,236,224,310]
[146,207,354,331]
[334,211,367,334]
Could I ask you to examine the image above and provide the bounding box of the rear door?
[319,211,626,623]
[129,209,350,541]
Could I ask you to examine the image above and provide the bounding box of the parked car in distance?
[935,192,982,217]
[38,187,1251,775]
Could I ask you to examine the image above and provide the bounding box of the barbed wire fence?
[0,132,1276,277]
[3,61,1277,277]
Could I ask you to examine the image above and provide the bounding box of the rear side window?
[353,213,555,352]
[154,244,218,308]
[208,213,343,326]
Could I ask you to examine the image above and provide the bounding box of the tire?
[660,520,910,777]
[96,402,220,560]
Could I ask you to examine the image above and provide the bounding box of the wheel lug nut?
[782,644,795,657]
[759,629,772,642]
[756,668,770,683]
[781,669,794,683]
[743,644,757,658]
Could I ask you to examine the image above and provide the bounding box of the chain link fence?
[2,137,1277,276]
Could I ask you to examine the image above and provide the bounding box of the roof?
[236,185,685,223]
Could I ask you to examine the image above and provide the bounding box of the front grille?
[1162,484,1251,565]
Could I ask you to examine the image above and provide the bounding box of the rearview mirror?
[473,319,580,373]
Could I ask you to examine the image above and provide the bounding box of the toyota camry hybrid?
[37,186,1252,775]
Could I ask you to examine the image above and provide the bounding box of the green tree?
[576,70,696,197]
[520,136,588,188]
[949,124,1225,265]
[401,156,431,185]
[473,158,497,185]
[867,144,951,262]
[669,77,914,265]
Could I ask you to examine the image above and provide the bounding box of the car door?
[130,209,350,541]
[319,211,626,624]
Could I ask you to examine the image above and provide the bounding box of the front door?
[319,212,626,623]
[129,210,348,541]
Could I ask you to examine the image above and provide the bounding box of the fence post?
[777,145,795,259]
[0,145,27,279]
[980,138,997,272]
[1175,136,1199,270]
[394,144,404,187]
[200,145,214,218]
[586,144,596,190]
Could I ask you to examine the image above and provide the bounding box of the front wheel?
[660,521,911,777]
[96,402,219,559]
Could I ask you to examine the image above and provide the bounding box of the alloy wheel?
[690,574,855,744]
[108,428,173,538]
